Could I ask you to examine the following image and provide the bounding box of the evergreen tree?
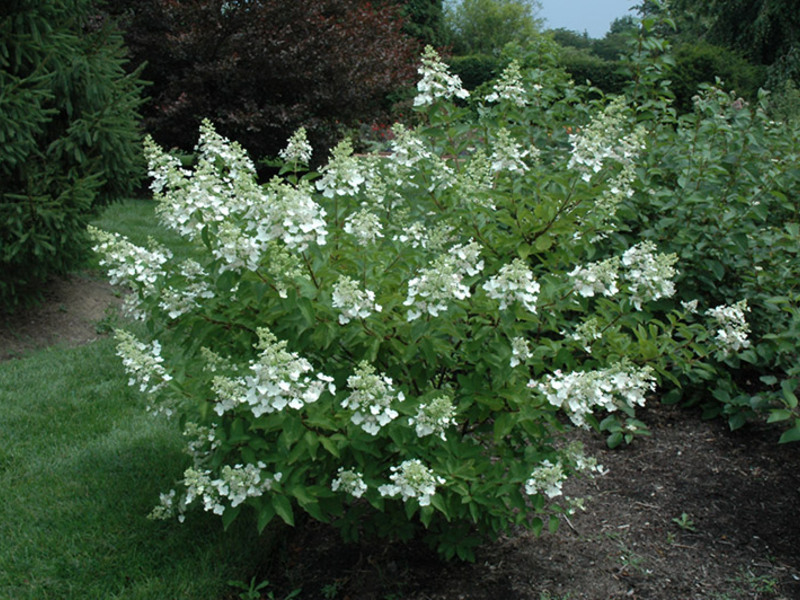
[0,0,146,307]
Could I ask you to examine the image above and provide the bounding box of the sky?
[539,0,638,39]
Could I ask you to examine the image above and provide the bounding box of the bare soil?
[2,276,799,600]
[0,273,121,360]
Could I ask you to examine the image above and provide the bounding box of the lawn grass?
[0,200,271,599]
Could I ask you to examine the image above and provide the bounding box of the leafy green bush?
[618,83,800,441]
[0,0,145,308]
[91,47,738,559]
[446,54,501,91]
[669,41,765,112]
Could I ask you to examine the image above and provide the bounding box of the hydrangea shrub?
[92,48,743,559]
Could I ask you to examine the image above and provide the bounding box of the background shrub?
[102,0,420,166]
[0,0,145,308]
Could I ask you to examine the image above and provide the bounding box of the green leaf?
[319,436,341,458]
[272,495,295,526]
[257,503,276,533]
[779,426,800,444]
[221,505,241,530]
[492,412,515,443]
[767,409,793,423]
[548,515,560,534]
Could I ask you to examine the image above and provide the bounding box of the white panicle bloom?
[510,336,533,367]
[567,98,644,182]
[524,460,567,499]
[256,179,328,252]
[344,208,384,245]
[184,463,281,515]
[529,364,656,428]
[392,221,429,249]
[566,317,603,353]
[331,468,368,498]
[483,259,540,313]
[454,150,496,210]
[183,422,219,460]
[150,120,263,240]
[449,239,484,276]
[148,489,179,520]
[408,395,457,440]
[378,459,445,506]
[389,124,434,170]
[565,441,607,476]
[144,135,188,196]
[568,257,620,298]
[236,328,335,417]
[706,300,751,354]
[88,226,170,294]
[278,126,313,165]
[215,462,279,508]
[485,60,527,106]
[404,242,483,320]
[213,221,263,272]
[490,128,534,174]
[414,45,470,106]
[341,361,404,435]
[115,329,172,396]
[159,259,215,319]
[332,276,382,325]
[316,139,365,198]
[681,299,699,313]
[621,241,678,310]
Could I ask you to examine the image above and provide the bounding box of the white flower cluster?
[158,259,215,319]
[278,126,313,165]
[524,459,566,499]
[378,459,444,506]
[316,139,365,198]
[510,336,533,367]
[483,259,540,313]
[331,468,368,499]
[343,208,384,245]
[147,120,262,241]
[490,128,535,174]
[213,221,264,272]
[88,226,170,294]
[256,179,329,253]
[183,463,281,515]
[453,150,496,210]
[212,328,335,417]
[408,395,457,440]
[405,241,484,320]
[568,257,620,298]
[413,45,470,106]
[332,276,382,325]
[621,241,678,310]
[567,98,644,182]
[485,60,527,106]
[706,299,751,354]
[114,329,172,396]
[529,363,656,428]
[566,316,603,353]
[341,361,404,435]
[389,124,434,170]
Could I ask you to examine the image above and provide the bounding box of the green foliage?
[446,54,501,90]
[444,0,542,55]
[618,81,800,439]
[0,0,145,308]
[669,42,766,112]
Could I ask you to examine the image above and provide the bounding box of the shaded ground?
[0,273,121,360]
[2,276,798,600]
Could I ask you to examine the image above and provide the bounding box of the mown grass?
[0,200,270,599]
